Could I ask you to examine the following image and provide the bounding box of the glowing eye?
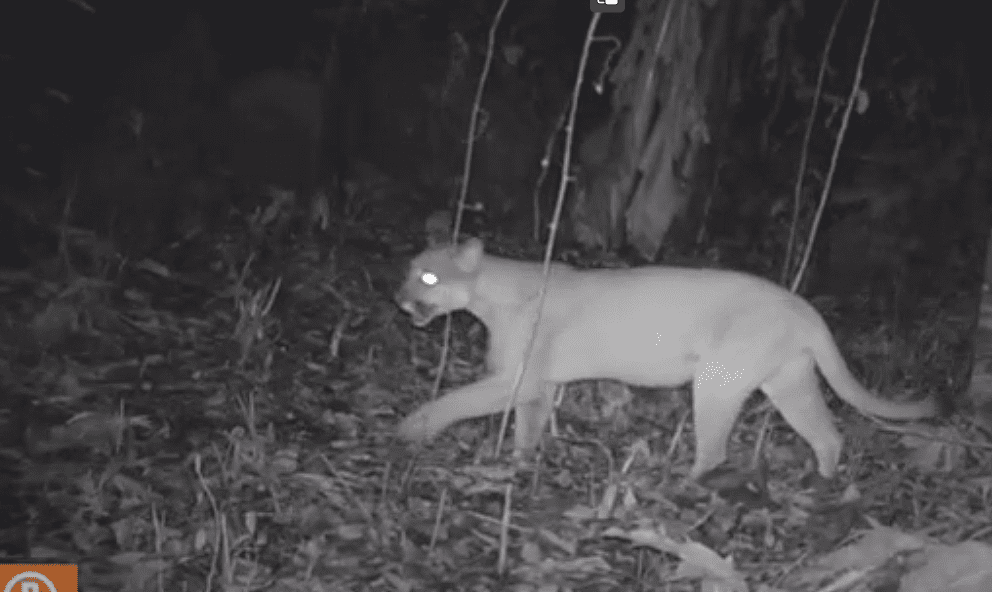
[420,272,438,286]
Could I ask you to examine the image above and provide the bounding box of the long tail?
[809,318,939,419]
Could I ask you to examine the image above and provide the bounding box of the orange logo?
[1,565,77,592]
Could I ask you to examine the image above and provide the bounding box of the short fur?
[395,238,938,479]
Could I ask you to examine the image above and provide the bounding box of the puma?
[394,237,939,479]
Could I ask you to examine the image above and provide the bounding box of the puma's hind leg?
[760,353,843,478]
[689,352,774,479]
[688,307,796,479]
[689,376,756,480]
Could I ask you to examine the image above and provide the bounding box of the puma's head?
[395,237,485,327]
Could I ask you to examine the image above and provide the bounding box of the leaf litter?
[0,203,991,592]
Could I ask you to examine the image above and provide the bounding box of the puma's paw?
[397,405,440,443]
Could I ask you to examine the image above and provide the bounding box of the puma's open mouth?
[398,299,438,327]
[410,301,437,327]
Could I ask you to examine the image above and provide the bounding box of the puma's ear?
[455,237,484,271]
[424,209,452,247]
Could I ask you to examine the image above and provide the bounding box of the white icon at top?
[597,0,618,4]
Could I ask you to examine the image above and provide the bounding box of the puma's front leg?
[511,382,558,456]
[397,374,515,444]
